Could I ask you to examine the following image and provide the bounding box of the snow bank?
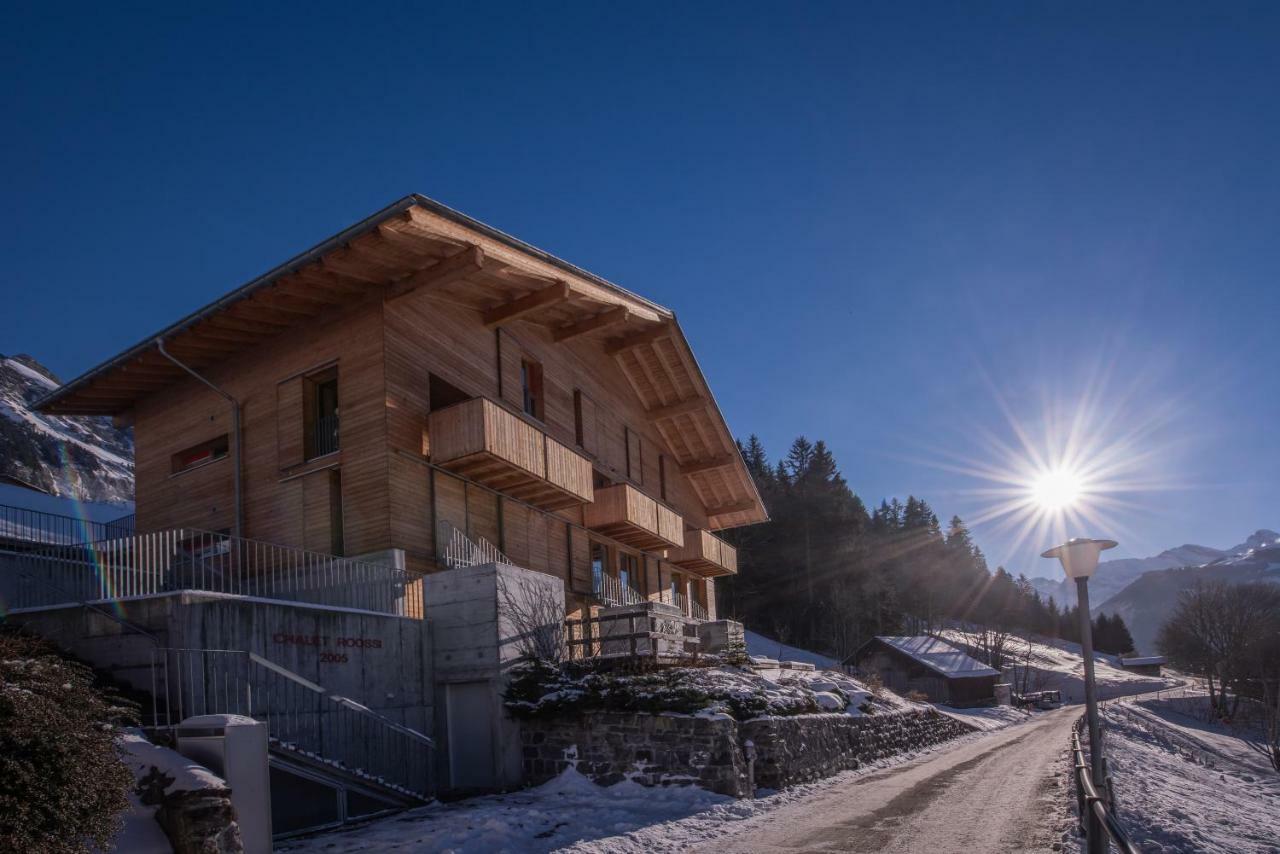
[744,630,841,670]
[1100,701,1280,852]
[116,729,226,794]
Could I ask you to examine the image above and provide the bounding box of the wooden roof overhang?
[35,194,767,530]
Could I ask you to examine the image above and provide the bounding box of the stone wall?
[521,708,972,798]
[523,712,749,796]
[740,709,974,790]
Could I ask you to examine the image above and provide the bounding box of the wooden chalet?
[35,194,767,621]
[852,635,999,708]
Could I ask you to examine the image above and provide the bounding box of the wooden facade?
[38,195,767,621]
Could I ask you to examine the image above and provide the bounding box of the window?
[590,541,607,596]
[521,359,544,420]
[304,367,340,460]
[172,435,230,474]
[619,553,640,595]
[659,455,668,501]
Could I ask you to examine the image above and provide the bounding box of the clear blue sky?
[4,3,1278,576]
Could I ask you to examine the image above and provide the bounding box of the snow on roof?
[873,636,1000,679]
[1119,656,1165,666]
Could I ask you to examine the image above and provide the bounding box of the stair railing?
[151,647,434,798]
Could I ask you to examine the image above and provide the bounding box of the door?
[446,681,496,790]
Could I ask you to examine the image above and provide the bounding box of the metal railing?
[436,521,511,570]
[690,599,710,622]
[593,571,645,607]
[151,647,433,798]
[0,502,135,547]
[310,412,340,459]
[2,527,424,617]
[1071,716,1139,854]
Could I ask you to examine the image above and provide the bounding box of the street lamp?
[1042,536,1117,854]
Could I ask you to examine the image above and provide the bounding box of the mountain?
[1029,542,1230,608]
[0,354,133,505]
[1093,534,1280,655]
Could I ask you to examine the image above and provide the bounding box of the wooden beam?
[706,499,757,517]
[385,245,485,300]
[552,306,630,343]
[206,315,290,335]
[604,322,673,355]
[376,224,437,256]
[319,254,392,285]
[482,280,572,328]
[645,396,706,421]
[679,454,738,476]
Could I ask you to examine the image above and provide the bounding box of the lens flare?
[1031,468,1084,511]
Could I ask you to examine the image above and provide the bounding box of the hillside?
[1029,542,1230,607]
[0,354,134,505]
[1093,538,1280,655]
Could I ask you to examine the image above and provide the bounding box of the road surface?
[699,706,1077,853]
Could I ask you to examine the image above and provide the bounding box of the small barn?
[1119,655,1165,677]
[851,636,999,708]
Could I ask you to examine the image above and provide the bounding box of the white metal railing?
[2,528,423,617]
[0,502,135,547]
[663,587,688,614]
[690,599,710,622]
[150,647,433,798]
[436,520,511,570]
[593,571,645,607]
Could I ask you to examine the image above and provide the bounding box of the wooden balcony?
[667,528,738,577]
[428,397,593,510]
[583,483,684,551]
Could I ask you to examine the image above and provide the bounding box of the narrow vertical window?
[521,359,544,420]
[659,454,668,501]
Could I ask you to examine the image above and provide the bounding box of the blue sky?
[3,3,1278,576]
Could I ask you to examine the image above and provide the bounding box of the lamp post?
[1042,537,1117,854]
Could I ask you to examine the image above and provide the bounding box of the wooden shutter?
[625,427,643,484]
[574,390,598,455]
[276,376,305,469]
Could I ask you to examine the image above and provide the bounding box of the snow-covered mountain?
[1093,533,1280,655]
[1029,541,1232,608]
[0,354,133,505]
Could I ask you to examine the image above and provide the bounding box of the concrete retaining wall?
[521,708,974,797]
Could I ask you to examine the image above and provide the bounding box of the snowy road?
[697,706,1076,853]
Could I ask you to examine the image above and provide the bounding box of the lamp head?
[1041,537,1119,580]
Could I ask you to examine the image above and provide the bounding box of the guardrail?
[151,647,434,799]
[2,527,424,618]
[0,502,135,546]
[1071,716,1140,854]
[592,571,645,607]
[436,520,511,570]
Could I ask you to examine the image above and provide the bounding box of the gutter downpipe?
[156,339,243,540]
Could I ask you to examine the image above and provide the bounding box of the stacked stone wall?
[521,708,973,798]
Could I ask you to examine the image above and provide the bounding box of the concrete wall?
[425,562,564,793]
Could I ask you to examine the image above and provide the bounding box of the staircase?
[0,503,436,832]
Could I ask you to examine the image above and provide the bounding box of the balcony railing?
[429,398,593,511]
[667,528,738,577]
[0,503,135,547]
[592,571,645,607]
[1,528,424,618]
[310,412,340,459]
[690,599,710,622]
[583,483,684,551]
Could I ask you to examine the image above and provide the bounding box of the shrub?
[0,627,134,853]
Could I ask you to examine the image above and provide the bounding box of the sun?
[1031,467,1084,511]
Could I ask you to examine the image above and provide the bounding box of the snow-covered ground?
[278,712,1033,854]
[744,630,841,669]
[1100,698,1280,853]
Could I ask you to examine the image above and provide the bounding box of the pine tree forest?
[719,436,1136,661]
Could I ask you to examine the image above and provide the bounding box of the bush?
[0,627,134,853]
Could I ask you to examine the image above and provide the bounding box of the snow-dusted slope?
[744,630,842,669]
[0,354,133,505]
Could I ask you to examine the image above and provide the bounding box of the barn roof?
[873,636,999,679]
[1119,656,1165,667]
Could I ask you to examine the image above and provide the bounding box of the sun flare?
[1031,468,1084,511]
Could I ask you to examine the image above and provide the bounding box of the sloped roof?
[1119,656,1165,667]
[33,194,766,530]
[874,636,1000,679]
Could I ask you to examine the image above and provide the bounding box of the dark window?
[429,373,471,410]
[521,359,544,420]
[659,455,668,501]
[304,368,339,460]
[573,390,585,446]
[172,435,229,474]
[590,541,607,596]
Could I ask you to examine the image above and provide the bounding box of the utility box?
[994,683,1013,706]
[176,715,272,853]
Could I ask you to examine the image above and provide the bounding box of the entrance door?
[446,681,496,790]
